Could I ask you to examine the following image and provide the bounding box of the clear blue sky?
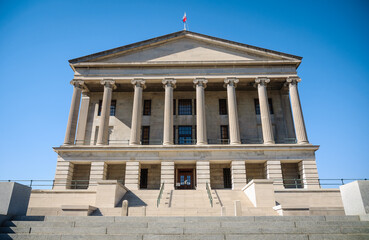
[0,0,368,181]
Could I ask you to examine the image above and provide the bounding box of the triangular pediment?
[69,31,301,65]
[99,38,284,63]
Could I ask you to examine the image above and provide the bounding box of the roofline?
[68,30,302,64]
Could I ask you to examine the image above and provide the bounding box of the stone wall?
[246,163,265,183]
[106,164,126,184]
[141,164,161,189]
[210,163,230,189]
[71,164,91,189]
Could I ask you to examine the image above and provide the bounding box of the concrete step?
[2,216,369,240]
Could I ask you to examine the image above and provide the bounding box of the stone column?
[162,79,176,145]
[231,161,247,190]
[161,161,175,190]
[75,91,90,145]
[224,78,241,144]
[255,77,274,144]
[97,79,116,145]
[89,162,107,189]
[193,78,208,145]
[287,77,309,144]
[130,79,146,145]
[265,160,284,189]
[196,160,210,189]
[64,80,84,145]
[125,161,140,190]
[53,157,74,190]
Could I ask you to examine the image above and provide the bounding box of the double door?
[177,169,194,189]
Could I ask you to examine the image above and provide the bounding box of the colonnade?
[64,76,309,146]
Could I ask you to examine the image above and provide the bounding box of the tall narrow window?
[254,98,274,115]
[143,100,151,115]
[219,99,227,115]
[173,126,176,144]
[220,125,229,144]
[178,126,192,144]
[110,100,116,116]
[98,100,116,116]
[194,99,196,115]
[178,99,192,115]
[141,126,150,145]
[173,99,176,115]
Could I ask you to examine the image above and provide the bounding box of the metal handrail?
[206,182,213,207]
[1,178,368,190]
[156,182,165,208]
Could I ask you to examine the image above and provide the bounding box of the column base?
[297,141,309,144]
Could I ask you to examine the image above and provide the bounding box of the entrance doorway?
[140,168,148,189]
[176,169,194,189]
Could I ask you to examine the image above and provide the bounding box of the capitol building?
[28,30,344,216]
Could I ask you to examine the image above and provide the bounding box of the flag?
[183,13,187,23]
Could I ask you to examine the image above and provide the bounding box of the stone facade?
[29,30,338,216]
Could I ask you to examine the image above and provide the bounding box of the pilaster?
[265,160,284,189]
[53,157,74,190]
[89,162,107,189]
[161,161,175,190]
[196,160,210,189]
[125,161,140,190]
[231,160,247,190]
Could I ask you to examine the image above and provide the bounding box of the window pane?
[110,100,116,116]
[178,126,192,144]
[178,99,192,115]
[141,126,150,145]
[219,99,227,115]
[98,100,102,116]
[143,100,151,115]
[173,99,176,115]
[220,125,229,144]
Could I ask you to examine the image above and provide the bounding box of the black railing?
[1,178,367,190]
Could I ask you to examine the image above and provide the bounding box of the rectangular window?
[173,99,176,115]
[178,126,192,144]
[178,99,192,115]
[220,125,229,144]
[219,99,227,115]
[141,126,150,145]
[254,98,274,115]
[194,99,196,115]
[173,126,176,144]
[143,100,151,115]
[110,100,116,116]
[98,100,116,116]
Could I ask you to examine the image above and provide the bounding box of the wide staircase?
[1,215,368,239]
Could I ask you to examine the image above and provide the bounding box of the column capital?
[286,76,301,85]
[131,79,146,89]
[224,77,239,87]
[255,77,270,86]
[100,79,116,89]
[193,78,208,88]
[70,80,84,89]
[162,78,177,88]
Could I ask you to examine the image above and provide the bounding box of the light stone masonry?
[75,91,90,145]
[125,161,140,190]
[161,161,175,189]
[265,160,284,189]
[89,162,107,189]
[196,160,210,189]
[231,160,247,190]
